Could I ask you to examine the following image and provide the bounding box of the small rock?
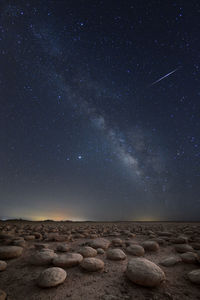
[0,289,6,300]
[97,248,105,254]
[37,267,67,288]
[0,260,7,271]
[188,269,200,284]
[57,244,70,252]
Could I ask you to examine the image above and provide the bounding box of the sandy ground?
[0,221,200,300]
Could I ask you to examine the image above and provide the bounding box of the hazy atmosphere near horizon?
[1,0,200,221]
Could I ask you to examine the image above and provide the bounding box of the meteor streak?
[149,67,181,87]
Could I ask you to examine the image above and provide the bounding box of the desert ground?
[0,221,200,300]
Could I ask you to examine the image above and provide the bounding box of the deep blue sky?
[1,0,200,220]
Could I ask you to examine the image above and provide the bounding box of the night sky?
[1,0,200,221]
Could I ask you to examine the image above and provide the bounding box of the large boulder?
[180,252,198,264]
[0,246,23,259]
[126,257,166,287]
[80,257,104,271]
[37,267,67,288]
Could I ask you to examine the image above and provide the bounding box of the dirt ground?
[0,221,200,300]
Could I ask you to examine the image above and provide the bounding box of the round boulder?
[126,244,145,257]
[78,246,97,258]
[180,252,198,264]
[174,244,193,253]
[53,253,83,268]
[141,241,159,252]
[159,256,181,267]
[29,249,56,265]
[188,269,200,284]
[0,246,23,259]
[0,260,7,271]
[80,257,104,271]
[89,238,110,250]
[107,249,126,261]
[37,267,67,288]
[57,244,70,252]
[97,248,105,254]
[126,257,166,287]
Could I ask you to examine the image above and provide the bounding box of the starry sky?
[1,0,200,221]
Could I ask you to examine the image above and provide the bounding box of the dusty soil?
[0,221,200,300]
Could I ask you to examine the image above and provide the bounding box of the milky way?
[1,1,200,221]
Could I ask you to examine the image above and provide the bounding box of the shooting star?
[149,67,181,87]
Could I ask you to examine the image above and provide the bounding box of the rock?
[53,253,83,268]
[188,269,200,284]
[0,260,7,271]
[126,257,166,287]
[180,252,198,263]
[24,235,35,241]
[174,244,193,253]
[0,246,23,259]
[159,256,181,267]
[37,267,67,288]
[171,235,188,244]
[141,241,159,252]
[107,249,126,260]
[97,248,105,254]
[0,289,6,300]
[111,238,123,247]
[12,239,26,248]
[78,246,97,257]
[57,244,70,252]
[80,257,104,271]
[29,249,56,265]
[34,243,49,250]
[126,244,145,256]
[89,238,111,250]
